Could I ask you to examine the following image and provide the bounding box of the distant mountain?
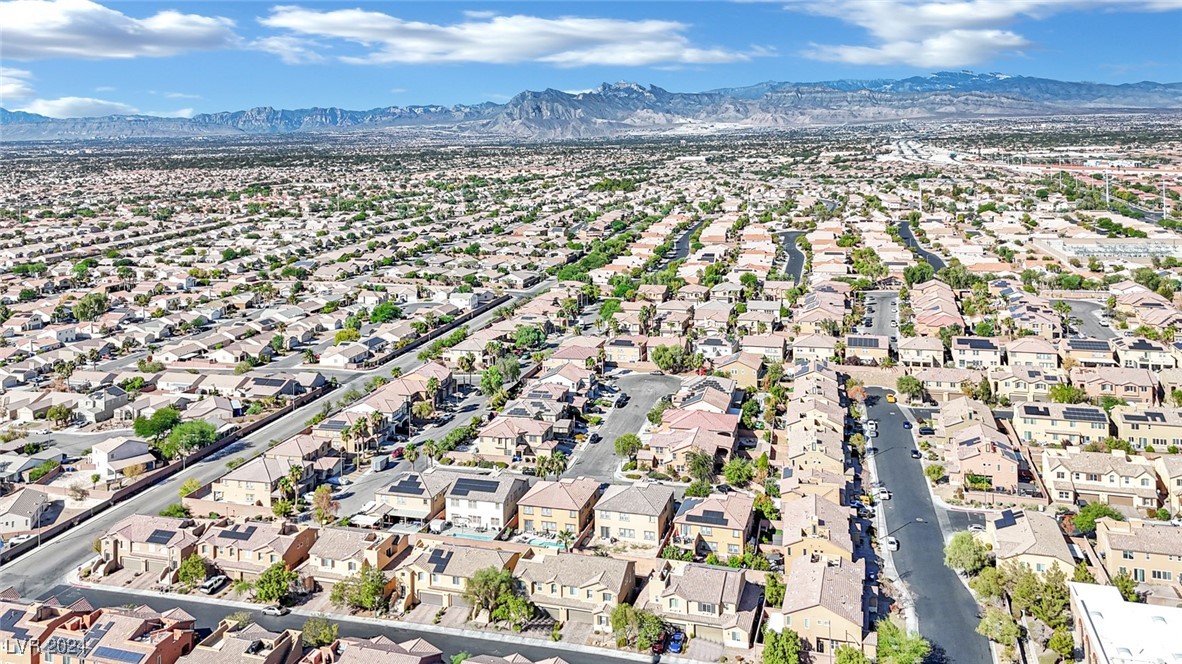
[4,72,1181,142]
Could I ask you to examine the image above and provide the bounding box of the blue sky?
[1,0,1180,118]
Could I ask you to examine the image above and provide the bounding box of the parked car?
[200,575,228,595]
[865,419,879,430]
[968,524,985,533]
[715,484,732,493]
[391,447,405,459]
[651,631,668,654]
[876,488,892,500]
[902,421,913,429]
[910,450,922,459]
[884,537,900,551]
[918,426,935,436]
[885,394,897,403]
[589,433,601,444]
[668,631,686,654]
[261,605,289,616]
[7,534,34,546]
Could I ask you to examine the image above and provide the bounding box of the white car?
[876,489,892,500]
[968,524,985,533]
[884,537,900,551]
[865,420,879,430]
[7,534,34,546]
[261,605,289,616]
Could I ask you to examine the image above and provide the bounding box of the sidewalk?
[68,567,716,664]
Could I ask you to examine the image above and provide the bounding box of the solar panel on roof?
[93,647,144,664]
[847,337,880,348]
[685,509,728,526]
[450,478,501,496]
[959,338,997,350]
[220,525,257,541]
[1063,407,1107,423]
[1070,339,1110,352]
[387,476,426,495]
[1022,405,1050,417]
[252,377,285,387]
[145,529,175,545]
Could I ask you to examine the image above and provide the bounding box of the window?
[602,592,613,602]
[699,602,716,614]
[728,544,740,554]
[700,526,713,536]
[541,507,553,517]
[1123,550,1135,560]
[1152,570,1173,581]
[669,598,679,609]
[522,506,534,515]
[644,530,656,541]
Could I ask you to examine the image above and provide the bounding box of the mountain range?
[3,71,1181,142]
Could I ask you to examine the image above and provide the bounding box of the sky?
[1,0,1180,118]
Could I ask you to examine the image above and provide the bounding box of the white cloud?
[17,96,193,118]
[788,0,1182,66]
[94,85,115,92]
[258,7,767,67]
[252,35,325,64]
[0,68,35,102]
[0,0,239,60]
[158,91,202,100]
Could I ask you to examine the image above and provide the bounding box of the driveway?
[865,387,991,664]
[565,372,679,482]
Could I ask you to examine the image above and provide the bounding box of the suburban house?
[444,473,529,532]
[515,552,636,630]
[474,417,555,460]
[1041,447,1160,511]
[780,495,856,577]
[393,541,521,611]
[90,437,158,481]
[986,509,1074,576]
[672,493,755,560]
[1069,367,1160,405]
[643,562,762,648]
[1012,402,1110,446]
[194,521,317,581]
[765,557,876,659]
[298,527,406,598]
[1094,517,1182,586]
[594,482,676,548]
[0,487,49,535]
[517,477,600,537]
[373,469,460,524]
[896,336,944,368]
[1111,405,1182,451]
[97,514,208,579]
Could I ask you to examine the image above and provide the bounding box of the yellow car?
[886,393,897,403]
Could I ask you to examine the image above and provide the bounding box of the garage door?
[1109,495,1133,507]
[1077,492,1100,505]
[418,592,445,605]
[453,595,469,608]
[568,610,593,624]
[540,606,562,621]
[695,626,725,643]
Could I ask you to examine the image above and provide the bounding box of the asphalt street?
[0,278,558,600]
[862,291,899,342]
[865,388,991,664]
[565,372,679,482]
[1063,300,1118,340]
[896,221,947,271]
[776,230,807,284]
[43,584,637,664]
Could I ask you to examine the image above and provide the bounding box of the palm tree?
[557,529,575,552]
[403,444,420,471]
[278,477,294,502]
[426,377,441,404]
[543,451,568,479]
[421,440,440,466]
[286,464,303,498]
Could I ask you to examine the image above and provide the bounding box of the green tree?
[480,366,504,396]
[765,571,785,606]
[1074,503,1123,534]
[923,464,945,484]
[944,531,991,575]
[1112,570,1139,602]
[490,593,535,630]
[462,567,514,618]
[722,457,753,486]
[875,618,931,664]
[513,325,545,349]
[302,616,339,647]
[133,407,181,442]
[254,563,298,603]
[976,607,1021,646]
[763,627,801,664]
[313,485,339,525]
[450,654,471,664]
[159,503,190,518]
[330,564,389,612]
[1031,564,1070,629]
[334,328,360,345]
[834,646,872,664]
[968,566,1006,600]
[72,292,110,322]
[610,604,639,645]
[370,301,402,323]
[165,420,218,457]
[614,433,642,458]
[1073,561,1096,584]
[1048,628,1074,660]
[176,554,208,586]
[684,480,711,497]
[1048,384,1089,404]
[895,375,924,401]
[686,449,715,483]
[46,404,74,427]
[178,478,201,498]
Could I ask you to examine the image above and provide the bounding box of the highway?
[0,278,557,600]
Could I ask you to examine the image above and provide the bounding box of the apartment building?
[594,482,675,547]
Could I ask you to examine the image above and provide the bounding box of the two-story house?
[515,552,635,629]
[1041,447,1160,510]
[517,477,600,537]
[1012,402,1110,446]
[673,493,755,559]
[594,482,676,548]
[393,541,521,612]
[444,474,529,532]
[643,562,762,647]
[297,527,406,598]
[195,521,316,581]
[1095,517,1182,586]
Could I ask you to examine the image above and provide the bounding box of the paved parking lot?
[565,372,679,482]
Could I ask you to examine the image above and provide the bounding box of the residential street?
[0,279,556,599]
[862,290,899,341]
[42,584,638,664]
[1064,299,1119,340]
[776,230,807,284]
[896,221,947,271]
[865,388,991,664]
